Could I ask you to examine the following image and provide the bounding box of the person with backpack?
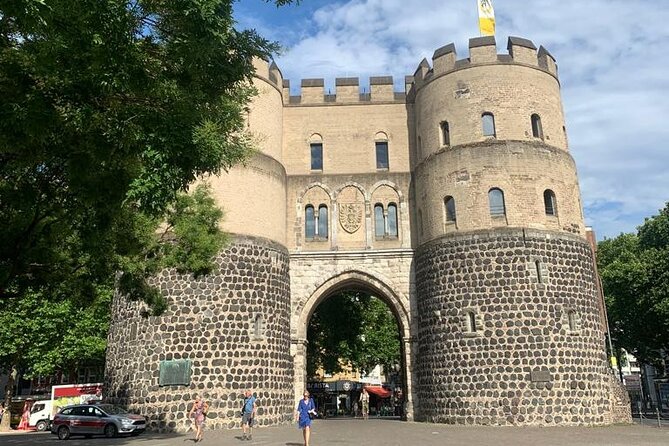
[241,389,257,441]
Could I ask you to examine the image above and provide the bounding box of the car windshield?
[96,404,129,415]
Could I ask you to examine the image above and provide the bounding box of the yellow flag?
[478,0,495,36]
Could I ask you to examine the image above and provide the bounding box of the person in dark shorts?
[241,389,257,441]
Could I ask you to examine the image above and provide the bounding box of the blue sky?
[235,0,669,240]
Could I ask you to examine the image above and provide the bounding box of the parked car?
[50,403,146,440]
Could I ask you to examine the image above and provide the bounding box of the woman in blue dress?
[295,390,317,446]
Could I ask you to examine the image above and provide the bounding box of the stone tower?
[105,36,631,430]
[105,60,295,431]
[411,36,625,424]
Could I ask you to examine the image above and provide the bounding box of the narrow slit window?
[488,188,506,216]
[387,204,398,237]
[567,311,577,331]
[310,143,323,170]
[376,141,389,169]
[441,121,450,146]
[482,113,496,137]
[535,260,543,283]
[444,196,456,223]
[305,205,315,238]
[544,189,557,216]
[318,205,328,238]
[468,312,478,332]
[531,114,543,139]
[374,204,385,237]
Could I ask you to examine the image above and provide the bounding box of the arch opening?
[295,271,412,422]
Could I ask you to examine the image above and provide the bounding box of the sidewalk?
[1,419,668,445]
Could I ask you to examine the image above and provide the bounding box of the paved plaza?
[1,419,668,446]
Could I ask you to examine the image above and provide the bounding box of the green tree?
[598,203,669,367]
[307,292,401,378]
[0,0,295,429]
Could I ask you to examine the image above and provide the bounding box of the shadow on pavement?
[0,431,186,445]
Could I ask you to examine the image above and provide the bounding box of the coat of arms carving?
[339,203,363,233]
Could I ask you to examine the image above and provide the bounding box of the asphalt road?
[1,418,668,446]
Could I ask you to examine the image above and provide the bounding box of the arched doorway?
[292,270,415,421]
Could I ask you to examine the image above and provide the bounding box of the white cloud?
[265,0,669,238]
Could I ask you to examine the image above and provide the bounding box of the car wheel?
[35,420,48,432]
[57,426,70,440]
[104,423,117,438]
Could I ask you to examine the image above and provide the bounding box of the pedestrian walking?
[188,394,208,443]
[295,390,317,446]
[241,389,257,441]
[359,387,369,420]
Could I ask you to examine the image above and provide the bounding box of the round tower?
[411,36,623,425]
[105,59,293,432]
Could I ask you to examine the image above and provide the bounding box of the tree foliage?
[0,0,294,428]
[307,292,401,377]
[598,203,669,366]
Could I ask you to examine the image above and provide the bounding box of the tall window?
[531,114,543,139]
[387,204,398,237]
[444,196,456,223]
[488,188,506,216]
[376,141,389,169]
[441,121,450,146]
[305,205,315,238]
[567,310,577,331]
[310,143,323,170]
[482,112,496,137]
[318,205,328,238]
[375,204,398,238]
[468,312,478,333]
[544,189,557,216]
[374,205,385,237]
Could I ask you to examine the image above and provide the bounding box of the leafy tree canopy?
[598,203,669,366]
[0,0,295,428]
[307,292,401,378]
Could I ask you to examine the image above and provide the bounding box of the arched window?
[482,112,496,137]
[444,196,456,223]
[387,204,398,237]
[441,121,450,146]
[305,206,315,238]
[488,188,506,216]
[544,189,557,216]
[318,205,328,238]
[531,114,543,139]
[374,204,385,237]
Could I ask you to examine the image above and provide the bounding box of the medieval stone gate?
[105,35,631,431]
[289,250,416,420]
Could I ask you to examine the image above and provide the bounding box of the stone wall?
[105,236,293,432]
[414,228,617,425]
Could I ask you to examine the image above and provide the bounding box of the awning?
[364,386,392,398]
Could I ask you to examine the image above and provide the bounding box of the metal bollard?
[657,408,661,428]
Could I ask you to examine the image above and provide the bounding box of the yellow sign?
[478,0,495,36]
[610,356,618,367]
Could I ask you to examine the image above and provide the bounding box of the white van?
[29,400,53,431]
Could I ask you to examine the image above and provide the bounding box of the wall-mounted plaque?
[159,359,192,386]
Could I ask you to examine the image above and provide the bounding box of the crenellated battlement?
[410,36,558,92]
[279,75,406,105]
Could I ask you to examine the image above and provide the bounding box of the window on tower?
[482,112,496,137]
[441,121,450,146]
[531,114,544,139]
[444,196,456,223]
[488,188,506,216]
[544,189,557,216]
